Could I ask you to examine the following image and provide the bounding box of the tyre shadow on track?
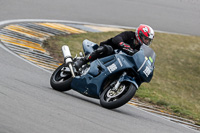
[63,90,100,106]
[49,87,152,124]
[62,89,144,118]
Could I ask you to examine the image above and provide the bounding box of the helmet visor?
[141,36,152,46]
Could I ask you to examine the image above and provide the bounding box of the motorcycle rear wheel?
[50,64,73,91]
[100,82,136,109]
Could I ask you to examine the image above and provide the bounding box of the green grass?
[43,31,200,124]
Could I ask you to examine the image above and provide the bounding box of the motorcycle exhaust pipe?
[62,45,75,77]
[62,45,72,63]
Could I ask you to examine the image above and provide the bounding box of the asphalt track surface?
[0,0,200,36]
[0,0,199,133]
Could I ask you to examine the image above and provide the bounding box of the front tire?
[50,64,73,91]
[100,82,136,109]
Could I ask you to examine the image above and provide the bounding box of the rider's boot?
[74,56,88,70]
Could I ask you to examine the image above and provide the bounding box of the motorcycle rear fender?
[119,75,139,89]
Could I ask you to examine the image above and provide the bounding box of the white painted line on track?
[127,103,199,132]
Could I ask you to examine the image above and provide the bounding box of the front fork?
[112,72,139,91]
[112,72,127,91]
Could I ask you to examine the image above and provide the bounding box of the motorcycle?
[50,39,156,109]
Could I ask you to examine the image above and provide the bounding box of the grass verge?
[43,31,200,125]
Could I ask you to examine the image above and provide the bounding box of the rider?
[74,24,155,70]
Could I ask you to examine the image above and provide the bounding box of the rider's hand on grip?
[119,42,135,55]
[119,42,131,49]
[122,47,135,55]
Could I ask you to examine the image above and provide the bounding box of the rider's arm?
[112,31,133,45]
[112,31,135,55]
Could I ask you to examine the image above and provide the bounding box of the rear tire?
[50,64,73,91]
[100,82,136,109]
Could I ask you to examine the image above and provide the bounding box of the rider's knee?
[97,45,113,55]
[104,45,113,55]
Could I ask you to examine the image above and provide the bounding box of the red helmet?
[135,24,154,46]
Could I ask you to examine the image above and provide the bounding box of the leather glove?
[119,42,135,55]
[122,47,135,55]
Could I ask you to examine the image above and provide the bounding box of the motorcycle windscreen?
[132,44,156,82]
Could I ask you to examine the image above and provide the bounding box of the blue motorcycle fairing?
[132,45,156,83]
[70,54,136,98]
[81,39,156,83]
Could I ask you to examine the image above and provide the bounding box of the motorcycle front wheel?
[50,64,73,91]
[100,82,136,109]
